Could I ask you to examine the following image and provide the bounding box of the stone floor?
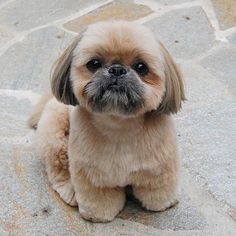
[0,0,236,235]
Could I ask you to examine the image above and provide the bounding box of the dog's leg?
[70,169,125,222]
[36,98,77,206]
[132,166,179,212]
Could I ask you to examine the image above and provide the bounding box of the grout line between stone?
[134,0,163,9]
[0,33,25,56]
[0,0,114,56]
[134,0,202,24]
[0,0,235,68]
[135,0,201,14]
[200,0,220,30]
[53,0,114,29]
[215,26,236,39]
[200,0,229,42]
[137,0,236,42]
[135,0,201,10]
[186,45,222,62]
[134,12,166,24]
[188,42,235,62]
[55,23,78,36]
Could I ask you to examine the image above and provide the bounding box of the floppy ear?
[155,42,185,114]
[51,32,84,105]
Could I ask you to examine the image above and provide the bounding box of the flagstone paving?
[0,0,235,235]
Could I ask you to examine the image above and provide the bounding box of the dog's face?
[51,21,185,116]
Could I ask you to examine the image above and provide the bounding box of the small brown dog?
[29,20,185,222]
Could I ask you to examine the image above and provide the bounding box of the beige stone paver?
[64,0,153,32]
[211,0,236,30]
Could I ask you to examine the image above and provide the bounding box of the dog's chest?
[68,108,170,187]
[70,130,161,187]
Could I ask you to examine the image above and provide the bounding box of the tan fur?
[51,37,80,106]
[156,42,185,114]
[32,21,185,222]
[28,93,52,129]
[36,98,77,206]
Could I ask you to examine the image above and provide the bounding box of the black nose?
[108,65,127,76]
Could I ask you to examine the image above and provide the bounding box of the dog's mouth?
[106,83,126,92]
[84,77,145,115]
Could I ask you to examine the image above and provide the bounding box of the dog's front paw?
[133,185,178,212]
[145,198,179,212]
[79,205,115,223]
[77,187,126,222]
[78,195,125,223]
[52,180,77,207]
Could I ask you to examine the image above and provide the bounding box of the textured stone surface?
[0,94,33,139]
[0,25,14,47]
[119,193,206,230]
[145,7,216,59]
[0,0,10,4]
[179,62,235,109]
[0,0,107,31]
[0,26,74,92]
[0,0,10,6]
[176,61,236,209]
[63,0,153,33]
[156,0,196,5]
[177,101,236,208]
[199,44,236,94]
[211,0,236,30]
[0,143,92,236]
[227,32,236,44]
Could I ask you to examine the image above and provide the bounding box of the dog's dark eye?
[86,59,102,72]
[133,62,149,76]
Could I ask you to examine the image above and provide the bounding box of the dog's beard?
[84,73,145,115]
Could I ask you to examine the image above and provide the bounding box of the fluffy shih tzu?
[29,20,185,222]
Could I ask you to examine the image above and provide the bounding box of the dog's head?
[51,21,185,116]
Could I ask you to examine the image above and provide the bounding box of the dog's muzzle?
[84,69,145,115]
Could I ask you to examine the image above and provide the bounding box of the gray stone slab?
[0,0,107,31]
[156,0,196,5]
[0,0,10,4]
[0,26,74,92]
[0,25,14,47]
[119,192,206,230]
[176,101,236,209]
[179,62,235,110]
[145,7,216,59]
[176,62,236,208]
[199,44,236,94]
[0,143,89,236]
[227,32,236,44]
[0,94,32,139]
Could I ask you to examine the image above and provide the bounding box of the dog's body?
[30,21,184,222]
